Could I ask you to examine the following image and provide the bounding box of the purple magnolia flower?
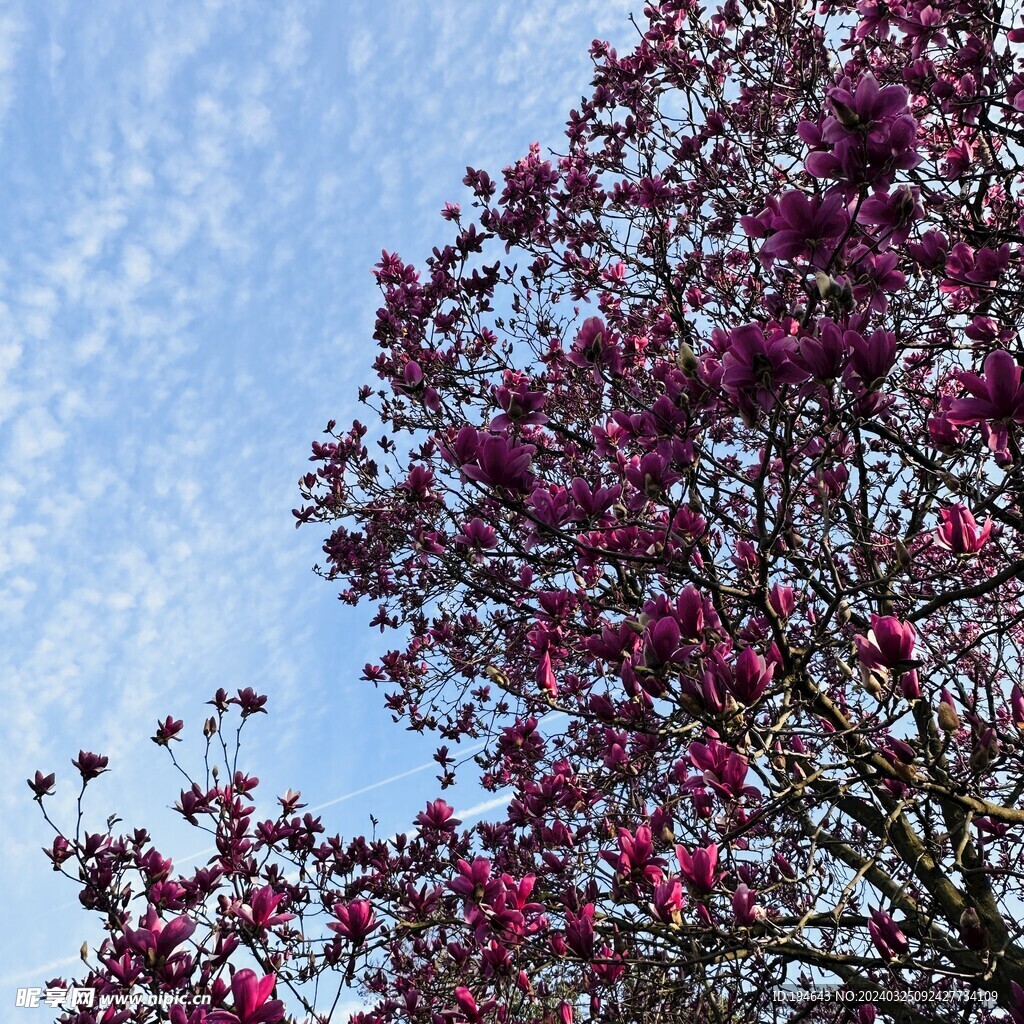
[328,899,379,945]
[395,360,440,411]
[1012,684,1024,731]
[774,851,797,880]
[868,907,910,960]
[855,615,917,671]
[947,350,1024,426]
[462,434,536,492]
[769,584,795,618]
[490,376,548,430]
[73,750,109,781]
[805,74,920,187]
[729,646,774,704]
[567,316,623,375]
[856,186,921,247]
[623,451,682,501]
[563,904,595,959]
[453,986,497,1024]
[907,229,948,269]
[675,842,723,894]
[844,328,897,390]
[845,246,907,313]
[152,716,184,746]
[732,883,763,926]
[124,912,195,961]
[644,616,682,668]
[569,477,620,519]
[826,75,910,132]
[651,877,685,925]
[170,1006,209,1024]
[970,726,1001,774]
[232,886,294,932]
[536,650,558,700]
[453,518,498,561]
[760,190,850,265]
[27,771,55,798]
[693,746,760,802]
[234,687,268,717]
[450,858,501,905]
[934,504,992,554]
[441,423,481,467]
[602,825,664,886]
[415,798,462,832]
[1011,981,1024,1024]
[796,319,849,380]
[207,969,284,1024]
[721,324,808,423]
[927,395,965,453]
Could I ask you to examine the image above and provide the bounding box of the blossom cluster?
[37,0,1024,1021]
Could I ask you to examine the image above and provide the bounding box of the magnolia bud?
[485,665,511,688]
[860,664,887,698]
[204,716,218,738]
[81,941,90,962]
[1011,683,1024,731]
[814,270,833,298]
[676,341,698,373]
[969,728,1000,774]
[937,691,960,733]
[894,538,911,568]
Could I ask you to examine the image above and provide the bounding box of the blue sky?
[0,0,633,998]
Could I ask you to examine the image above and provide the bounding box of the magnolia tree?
[32,0,1024,1021]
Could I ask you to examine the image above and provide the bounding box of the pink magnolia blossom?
[72,750,109,781]
[1012,684,1024,731]
[867,907,910,960]
[948,350,1024,427]
[207,969,284,1024]
[728,646,774,704]
[461,434,536,491]
[232,886,294,932]
[490,375,549,430]
[450,858,501,905]
[732,884,764,926]
[328,899,379,945]
[123,910,195,962]
[854,615,917,672]
[934,504,992,554]
[759,190,850,265]
[415,798,462,833]
[651,877,685,925]
[675,842,723,895]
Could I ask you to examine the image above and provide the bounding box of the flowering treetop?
[32,0,1024,1021]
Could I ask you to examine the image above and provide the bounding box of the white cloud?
[0,0,641,997]
[0,6,24,130]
